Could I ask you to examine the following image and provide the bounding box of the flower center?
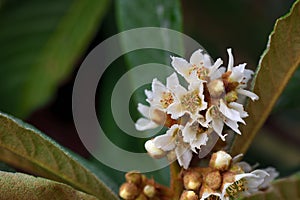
[226,179,247,198]
[189,64,210,80]
[160,92,174,108]
[180,90,202,114]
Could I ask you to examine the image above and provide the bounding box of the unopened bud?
[222,171,235,186]
[204,171,222,190]
[143,185,156,198]
[183,171,202,191]
[180,190,198,200]
[119,182,139,200]
[126,171,142,185]
[145,140,166,159]
[209,150,232,171]
[207,79,225,98]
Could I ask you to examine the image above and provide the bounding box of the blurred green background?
[0,0,298,186]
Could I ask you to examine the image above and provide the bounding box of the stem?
[170,161,183,200]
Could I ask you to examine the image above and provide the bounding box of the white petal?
[166,72,180,90]
[153,133,176,151]
[175,145,193,169]
[236,161,252,173]
[145,89,153,100]
[137,103,151,118]
[182,123,197,143]
[210,66,226,80]
[227,48,234,71]
[191,133,208,152]
[171,56,191,79]
[229,102,248,118]
[230,63,247,82]
[224,118,242,135]
[189,49,205,65]
[208,58,223,75]
[203,53,213,68]
[135,118,158,131]
[219,100,244,123]
[259,167,279,189]
[145,140,166,159]
[236,88,259,101]
[167,102,185,119]
[152,78,167,96]
[212,118,225,140]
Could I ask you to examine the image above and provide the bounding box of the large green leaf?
[0,171,98,200]
[0,0,109,118]
[94,0,183,186]
[0,112,118,200]
[230,0,300,155]
[240,172,300,200]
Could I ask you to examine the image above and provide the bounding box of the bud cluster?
[119,171,171,200]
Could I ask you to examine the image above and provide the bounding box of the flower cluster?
[179,151,278,200]
[136,48,258,169]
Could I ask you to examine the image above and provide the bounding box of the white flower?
[152,125,193,169]
[135,73,181,131]
[167,72,207,122]
[182,122,210,153]
[222,169,269,199]
[171,49,224,82]
[146,73,180,111]
[224,48,258,101]
[205,99,247,140]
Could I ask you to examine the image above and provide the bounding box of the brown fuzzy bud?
[222,171,235,187]
[209,150,232,171]
[126,171,142,185]
[180,190,198,200]
[143,184,156,198]
[183,171,202,191]
[119,182,139,200]
[204,171,222,190]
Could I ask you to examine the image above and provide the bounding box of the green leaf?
[230,0,300,155]
[0,112,118,200]
[0,0,109,118]
[0,171,98,200]
[95,0,184,186]
[240,172,300,200]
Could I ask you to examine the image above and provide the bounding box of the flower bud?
[145,139,166,159]
[180,190,198,200]
[204,170,222,190]
[207,79,225,98]
[183,171,202,191]
[143,184,156,198]
[119,182,139,200]
[125,171,142,185]
[209,150,232,171]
